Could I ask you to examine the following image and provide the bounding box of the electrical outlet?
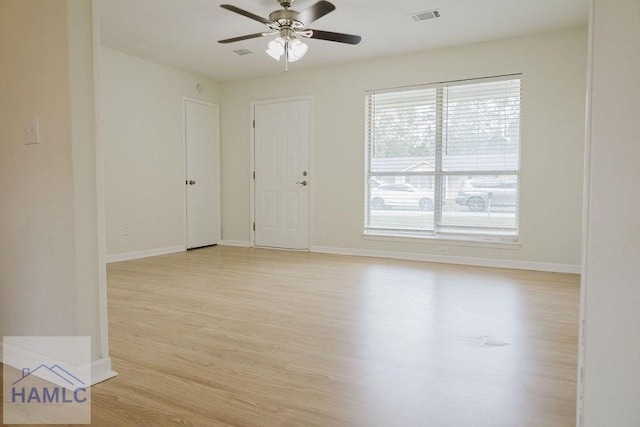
[122,225,130,237]
[436,247,448,255]
[23,116,40,145]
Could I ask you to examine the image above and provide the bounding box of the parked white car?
[370,183,434,211]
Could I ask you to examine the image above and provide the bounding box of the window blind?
[365,75,521,239]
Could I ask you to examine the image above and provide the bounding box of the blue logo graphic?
[11,364,87,404]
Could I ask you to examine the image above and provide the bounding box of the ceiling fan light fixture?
[266,36,286,61]
[287,38,308,62]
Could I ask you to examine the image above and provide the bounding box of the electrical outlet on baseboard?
[436,247,448,255]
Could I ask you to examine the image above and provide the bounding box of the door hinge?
[253,171,255,180]
[253,222,255,231]
[253,119,255,129]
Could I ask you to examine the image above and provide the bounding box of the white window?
[365,75,521,241]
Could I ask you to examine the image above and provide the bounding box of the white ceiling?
[100,0,588,82]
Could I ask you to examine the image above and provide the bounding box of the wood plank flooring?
[15,246,582,426]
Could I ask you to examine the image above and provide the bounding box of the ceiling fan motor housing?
[269,9,304,31]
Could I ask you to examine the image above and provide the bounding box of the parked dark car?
[455,178,517,211]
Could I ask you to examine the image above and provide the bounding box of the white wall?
[68,0,105,365]
[220,27,588,270]
[580,0,640,425]
[100,48,221,258]
[0,0,108,367]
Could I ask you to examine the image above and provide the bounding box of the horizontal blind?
[365,75,521,238]
[369,88,437,171]
[366,87,437,233]
[442,79,521,173]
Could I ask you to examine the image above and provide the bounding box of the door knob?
[296,180,308,186]
[189,180,196,185]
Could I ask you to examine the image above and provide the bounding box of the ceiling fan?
[218,0,362,70]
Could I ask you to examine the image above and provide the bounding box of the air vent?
[410,9,441,22]
[233,48,253,56]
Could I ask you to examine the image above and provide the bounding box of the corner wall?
[0,0,77,339]
[580,0,640,424]
[0,0,109,373]
[220,27,588,270]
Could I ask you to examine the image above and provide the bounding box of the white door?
[254,99,310,249]
[185,99,220,249]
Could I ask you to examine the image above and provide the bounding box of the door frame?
[183,96,222,248]
[249,95,313,249]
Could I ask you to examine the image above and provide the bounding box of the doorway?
[253,98,310,250]
[184,98,220,249]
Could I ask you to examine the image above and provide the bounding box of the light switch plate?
[24,116,40,145]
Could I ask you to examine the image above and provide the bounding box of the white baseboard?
[106,245,185,263]
[220,240,252,248]
[0,341,117,387]
[310,245,581,274]
[89,357,118,385]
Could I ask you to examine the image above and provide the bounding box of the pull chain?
[285,39,289,72]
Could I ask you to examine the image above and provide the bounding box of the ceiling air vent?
[233,48,253,56]
[410,9,441,22]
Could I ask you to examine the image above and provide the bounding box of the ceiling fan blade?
[218,32,273,44]
[220,4,271,25]
[295,1,335,26]
[307,29,362,45]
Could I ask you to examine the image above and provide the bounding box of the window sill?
[363,231,521,250]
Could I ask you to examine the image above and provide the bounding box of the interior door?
[185,99,220,249]
[254,99,310,249]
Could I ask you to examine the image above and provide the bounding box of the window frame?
[364,74,522,243]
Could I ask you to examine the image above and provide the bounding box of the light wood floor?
[91,247,579,425]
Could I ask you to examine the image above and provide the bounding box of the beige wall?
[0,0,77,337]
[0,0,105,362]
[581,0,640,424]
[220,27,588,269]
[100,47,221,257]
